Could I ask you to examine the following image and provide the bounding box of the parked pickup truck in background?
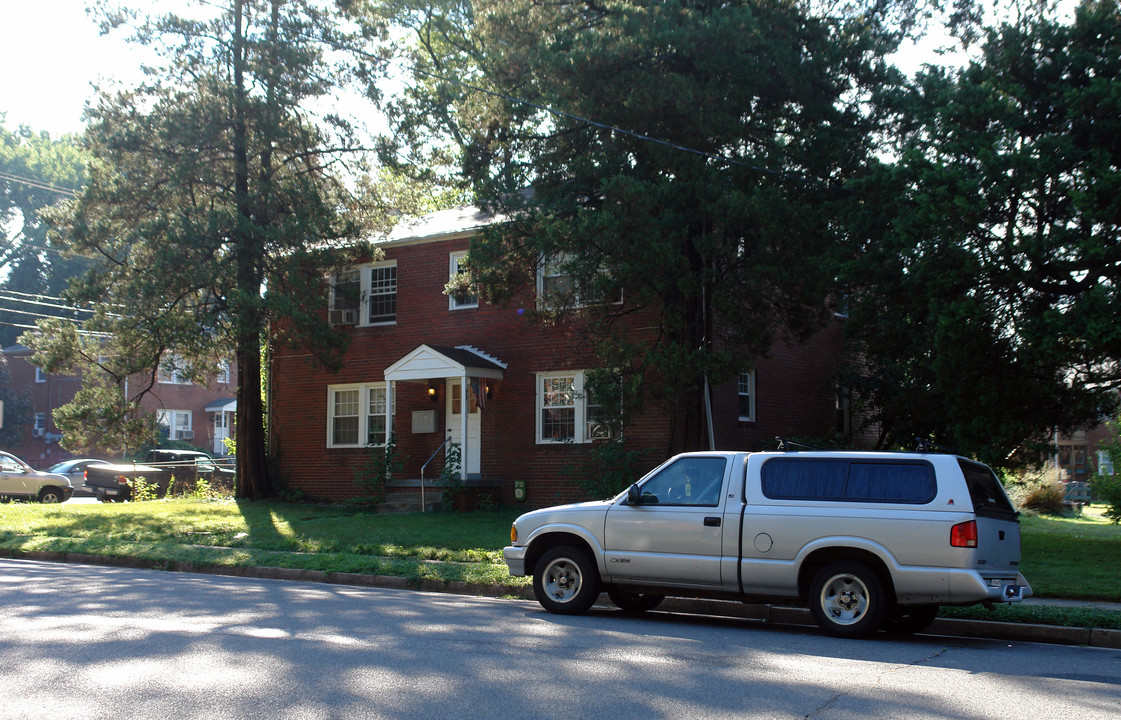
[504,449,1031,638]
[84,449,235,502]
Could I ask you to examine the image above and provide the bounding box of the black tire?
[607,586,665,613]
[808,561,887,638]
[884,604,939,635]
[38,487,64,504]
[532,546,600,615]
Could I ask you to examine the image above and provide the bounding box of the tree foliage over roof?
[840,0,1121,466]
[353,0,909,453]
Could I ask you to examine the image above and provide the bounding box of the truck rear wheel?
[808,561,886,638]
[532,546,600,615]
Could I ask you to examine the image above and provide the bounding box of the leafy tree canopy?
[351,0,920,453]
[839,0,1121,467]
[0,123,90,346]
[0,355,33,448]
[25,0,431,495]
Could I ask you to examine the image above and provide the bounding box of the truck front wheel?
[808,561,886,638]
[532,546,600,615]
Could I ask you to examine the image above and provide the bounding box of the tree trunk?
[231,0,271,499]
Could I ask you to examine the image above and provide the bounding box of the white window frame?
[738,370,756,422]
[157,409,193,440]
[536,370,618,444]
[448,251,478,310]
[33,413,47,437]
[215,362,231,385]
[329,268,361,314]
[536,254,621,310]
[329,261,398,326]
[35,368,47,383]
[327,382,389,448]
[365,261,398,326]
[1098,450,1115,476]
[157,356,190,385]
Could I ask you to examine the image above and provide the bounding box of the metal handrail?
[420,433,453,512]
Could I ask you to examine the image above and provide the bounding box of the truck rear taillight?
[116,475,130,485]
[951,520,978,548]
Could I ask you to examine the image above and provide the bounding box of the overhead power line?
[0,291,98,314]
[0,170,79,198]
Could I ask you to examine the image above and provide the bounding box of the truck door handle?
[704,517,721,527]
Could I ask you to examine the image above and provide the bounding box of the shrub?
[354,434,401,507]
[128,475,159,502]
[1018,481,1067,515]
[1009,463,1067,516]
[1091,474,1121,524]
[567,438,648,500]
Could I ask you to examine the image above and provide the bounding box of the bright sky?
[0,1,979,139]
[0,1,148,136]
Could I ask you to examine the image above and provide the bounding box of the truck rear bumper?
[947,570,1033,604]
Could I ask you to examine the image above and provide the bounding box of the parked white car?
[0,451,74,503]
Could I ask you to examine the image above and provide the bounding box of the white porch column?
[459,372,469,480]
[385,380,394,448]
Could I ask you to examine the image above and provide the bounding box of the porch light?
[428,385,438,402]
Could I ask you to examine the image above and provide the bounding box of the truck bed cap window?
[762,458,936,504]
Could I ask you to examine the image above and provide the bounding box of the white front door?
[212,412,230,456]
[446,380,481,476]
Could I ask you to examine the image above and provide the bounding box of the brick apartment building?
[1,344,237,468]
[270,204,851,507]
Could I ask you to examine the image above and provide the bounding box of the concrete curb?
[6,549,1120,648]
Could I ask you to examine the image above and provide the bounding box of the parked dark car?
[84,449,235,502]
[48,458,115,496]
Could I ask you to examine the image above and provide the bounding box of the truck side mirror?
[627,484,641,505]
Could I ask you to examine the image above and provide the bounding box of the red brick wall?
[271,236,846,507]
[2,347,237,468]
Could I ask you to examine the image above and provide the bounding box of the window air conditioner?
[328,309,358,325]
[178,429,195,440]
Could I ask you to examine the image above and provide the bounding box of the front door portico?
[383,344,506,481]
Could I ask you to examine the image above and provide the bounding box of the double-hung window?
[738,370,756,422]
[536,254,621,310]
[448,251,478,310]
[158,356,190,385]
[368,263,397,324]
[157,410,193,441]
[329,261,397,326]
[328,383,389,447]
[536,370,619,443]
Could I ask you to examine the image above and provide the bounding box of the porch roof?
[205,398,237,413]
[384,344,507,383]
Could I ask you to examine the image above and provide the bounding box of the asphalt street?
[1,558,1119,720]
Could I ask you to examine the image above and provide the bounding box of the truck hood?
[515,499,613,536]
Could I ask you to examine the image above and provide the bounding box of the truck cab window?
[639,457,726,506]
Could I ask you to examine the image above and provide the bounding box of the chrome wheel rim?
[542,557,583,604]
[820,572,870,626]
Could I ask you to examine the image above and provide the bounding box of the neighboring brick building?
[270,204,850,507]
[1,344,236,468]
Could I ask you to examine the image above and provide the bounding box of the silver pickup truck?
[504,449,1031,638]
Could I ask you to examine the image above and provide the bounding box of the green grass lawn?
[1,498,1118,628]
